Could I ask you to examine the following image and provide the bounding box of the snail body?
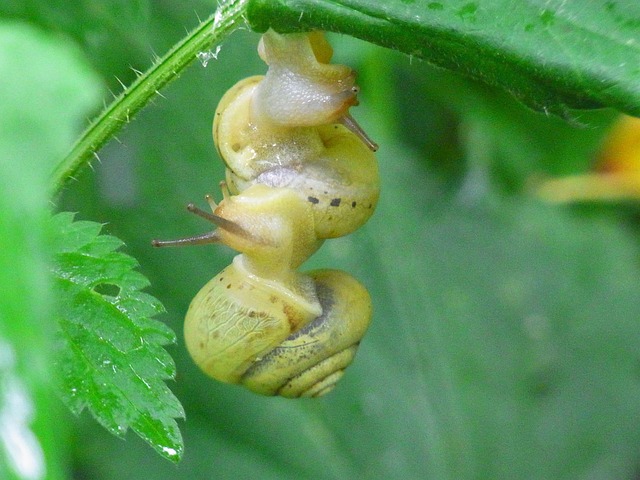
[154,30,378,397]
[254,30,359,127]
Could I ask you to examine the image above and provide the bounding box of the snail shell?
[180,185,372,397]
[184,259,371,397]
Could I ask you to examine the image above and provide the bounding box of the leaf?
[0,20,101,480]
[246,0,640,116]
[51,212,185,463]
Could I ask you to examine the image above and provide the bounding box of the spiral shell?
[185,261,371,398]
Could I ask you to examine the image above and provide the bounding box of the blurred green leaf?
[0,20,101,480]
[0,0,153,85]
[368,51,618,196]
[51,212,184,463]
[366,137,640,478]
[247,0,640,116]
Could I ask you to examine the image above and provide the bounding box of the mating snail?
[154,30,379,397]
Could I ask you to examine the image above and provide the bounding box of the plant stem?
[50,0,248,197]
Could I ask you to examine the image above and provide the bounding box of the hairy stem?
[50,0,248,197]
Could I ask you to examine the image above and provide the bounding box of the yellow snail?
[213,29,380,239]
[153,30,378,398]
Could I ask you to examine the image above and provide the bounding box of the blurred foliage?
[0,19,102,480]
[2,0,640,479]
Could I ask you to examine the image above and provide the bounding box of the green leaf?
[246,0,640,116]
[51,212,184,463]
[0,20,101,480]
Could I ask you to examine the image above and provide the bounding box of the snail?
[154,184,372,397]
[213,29,380,239]
[153,30,378,397]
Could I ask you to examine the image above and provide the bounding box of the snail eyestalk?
[339,113,379,152]
[151,198,253,247]
[186,202,218,222]
[186,203,251,238]
[151,231,221,247]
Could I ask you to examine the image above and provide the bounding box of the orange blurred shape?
[537,115,640,202]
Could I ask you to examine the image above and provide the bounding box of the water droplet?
[213,8,223,31]
[162,446,179,458]
[197,45,222,68]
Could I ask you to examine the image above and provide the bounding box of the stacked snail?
[154,30,379,398]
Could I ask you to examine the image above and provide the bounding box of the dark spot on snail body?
[232,142,241,152]
[330,198,341,207]
[269,295,278,304]
[351,201,357,208]
[226,284,232,289]
[282,304,304,331]
[307,196,320,204]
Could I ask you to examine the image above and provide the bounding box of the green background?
[2,0,640,478]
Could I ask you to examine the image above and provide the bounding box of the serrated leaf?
[246,0,640,116]
[51,212,184,463]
